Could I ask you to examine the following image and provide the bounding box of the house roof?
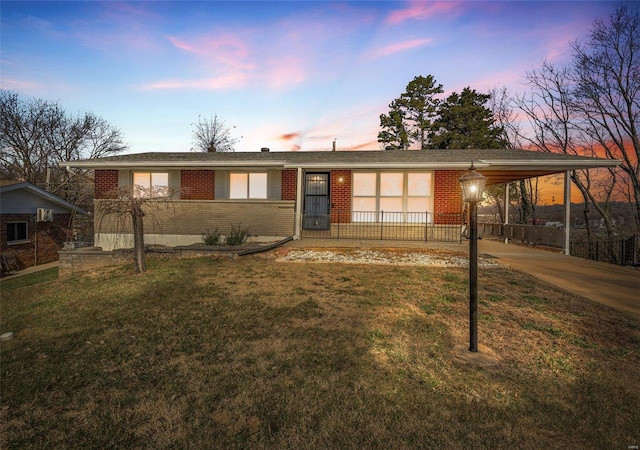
[0,180,89,215]
[62,149,620,185]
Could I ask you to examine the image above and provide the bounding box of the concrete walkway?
[1,261,59,282]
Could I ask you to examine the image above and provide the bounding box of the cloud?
[280,133,301,141]
[167,35,256,71]
[366,38,433,60]
[140,73,250,91]
[0,77,43,92]
[387,1,459,25]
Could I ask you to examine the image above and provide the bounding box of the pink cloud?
[366,38,433,60]
[167,35,256,71]
[266,56,307,88]
[140,73,250,91]
[0,77,44,92]
[387,1,459,25]
[280,133,301,141]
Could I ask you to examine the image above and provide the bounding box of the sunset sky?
[0,0,623,173]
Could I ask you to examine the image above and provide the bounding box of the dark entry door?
[303,173,330,230]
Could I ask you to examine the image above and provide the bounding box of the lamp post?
[459,163,487,352]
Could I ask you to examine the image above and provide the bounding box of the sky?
[0,0,624,161]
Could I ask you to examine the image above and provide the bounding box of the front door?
[303,173,330,230]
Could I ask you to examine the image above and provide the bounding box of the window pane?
[407,197,429,213]
[133,173,150,189]
[353,173,376,196]
[352,197,376,212]
[408,173,431,196]
[249,173,267,199]
[352,198,376,222]
[380,173,403,196]
[151,173,169,187]
[380,197,402,212]
[8,222,27,242]
[230,173,248,199]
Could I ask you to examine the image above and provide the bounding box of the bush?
[201,228,221,246]
[225,223,250,246]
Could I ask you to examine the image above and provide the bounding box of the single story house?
[62,148,619,251]
[0,180,89,269]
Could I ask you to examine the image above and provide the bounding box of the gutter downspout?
[563,170,571,255]
[293,167,303,240]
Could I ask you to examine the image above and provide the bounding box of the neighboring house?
[63,149,619,251]
[0,180,89,269]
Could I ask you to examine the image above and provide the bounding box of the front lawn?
[1,254,638,449]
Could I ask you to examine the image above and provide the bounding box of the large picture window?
[352,172,433,222]
[132,172,169,198]
[7,222,28,244]
[230,173,267,199]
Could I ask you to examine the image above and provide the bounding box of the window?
[352,172,433,222]
[132,172,169,198]
[230,173,267,199]
[7,222,28,244]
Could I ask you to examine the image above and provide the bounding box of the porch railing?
[570,234,640,266]
[301,211,463,242]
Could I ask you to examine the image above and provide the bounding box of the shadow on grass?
[1,258,638,448]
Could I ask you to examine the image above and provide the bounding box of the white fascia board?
[283,162,489,170]
[63,161,287,169]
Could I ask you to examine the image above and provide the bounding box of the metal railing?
[570,234,640,266]
[480,223,565,249]
[301,211,463,242]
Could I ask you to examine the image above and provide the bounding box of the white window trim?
[229,172,268,200]
[352,171,434,222]
[132,172,170,198]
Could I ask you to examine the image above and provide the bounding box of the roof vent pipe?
[261,147,270,152]
[332,139,336,152]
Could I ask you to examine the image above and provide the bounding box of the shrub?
[201,228,221,246]
[225,223,250,246]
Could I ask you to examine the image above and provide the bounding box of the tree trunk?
[131,208,146,273]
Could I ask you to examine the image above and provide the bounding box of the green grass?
[1,256,639,449]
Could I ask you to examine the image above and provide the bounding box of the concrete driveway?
[478,239,640,319]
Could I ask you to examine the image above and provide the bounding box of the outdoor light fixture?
[337,176,344,183]
[459,162,487,352]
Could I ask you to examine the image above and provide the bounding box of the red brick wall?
[433,170,463,224]
[94,170,119,199]
[181,170,214,200]
[1,213,72,268]
[282,170,297,201]
[330,170,352,223]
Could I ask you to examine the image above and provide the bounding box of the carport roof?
[63,148,620,185]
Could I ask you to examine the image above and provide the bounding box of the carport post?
[294,167,303,239]
[563,171,571,255]
[504,182,510,244]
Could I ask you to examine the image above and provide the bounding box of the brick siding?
[330,170,352,223]
[433,170,463,223]
[181,170,215,200]
[281,170,297,201]
[94,170,119,199]
[1,213,72,268]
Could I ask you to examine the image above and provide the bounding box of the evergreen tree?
[427,87,508,149]
[377,75,443,149]
[377,100,409,150]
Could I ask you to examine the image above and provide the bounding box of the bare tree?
[191,115,239,152]
[96,185,184,273]
[514,61,620,242]
[0,89,127,208]
[570,5,640,232]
